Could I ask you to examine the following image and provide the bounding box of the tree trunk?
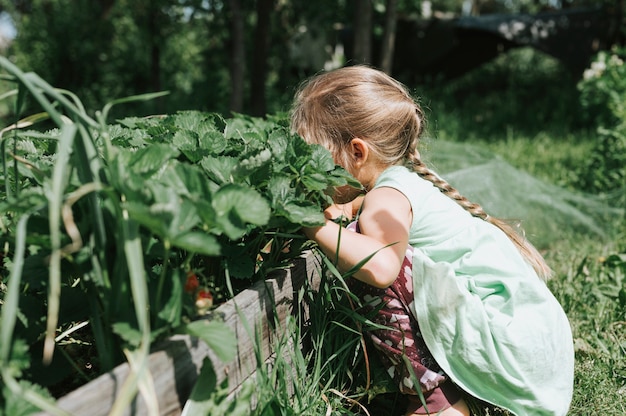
[379,0,397,74]
[250,0,273,117]
[353,0,373,65]
[98,0,115,19]
[229,0,245,113]
[148,2,163,112]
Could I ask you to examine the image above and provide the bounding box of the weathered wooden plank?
[41,251,322,416]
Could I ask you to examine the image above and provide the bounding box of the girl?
[291,66,574,416]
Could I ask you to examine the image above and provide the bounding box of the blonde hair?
[291,65,551,280]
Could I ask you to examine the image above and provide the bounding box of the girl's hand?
[324,195,365,222]
[324,203,352,222]
[348,195,364,217]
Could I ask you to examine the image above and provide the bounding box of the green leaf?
[234,148,272,177]
[160,163,218,199]
[173,130,207,163]
[3,380,56,416]
[287,136,316,171]
[199,130,228,155]
[115,116,145,129]
[187,357,217,402]
[172,111,202,131]
[194,199,218,230]
[268,132,289,160]
[212,184,271,240]
[112,322,142,348]
[170,111,222,136]
[129,143,179,176]
[328,165,362,188]
[240,131,265,145]
[200,155,238,184]
[108,124,150,147]
[157,269,183,326]
[605,253,626,267]
[266,176,295,206]
[300,172,329,191]
[184,320,236,363]
[170,231,221,256]
[3,338,30,379]
[308,144,336,172]
[127,187,202,237]
[224,114,258,139]
[165,197,201,236]
[281,201,325,226]
[124,201,170,237]
[144,123,174,142]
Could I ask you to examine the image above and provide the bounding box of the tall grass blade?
[43,123,77,364]
[107,214,156,415]
[98,91,170,124]
[0,214,30,363]
[73,122,108,252]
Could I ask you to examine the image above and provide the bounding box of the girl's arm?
[304,187,412,288]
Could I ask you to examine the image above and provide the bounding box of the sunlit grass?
[547,236,626,416]
[478,131,595,190]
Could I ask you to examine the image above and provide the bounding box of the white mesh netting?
[421,140,624,248]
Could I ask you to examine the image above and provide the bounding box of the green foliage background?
[2,0,613,124]
[0,0,624,414]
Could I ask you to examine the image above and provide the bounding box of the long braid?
[406,152,552,281]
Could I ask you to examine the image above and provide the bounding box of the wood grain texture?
[40,251,322,416]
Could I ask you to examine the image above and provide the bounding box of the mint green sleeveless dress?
[374,166,574,416]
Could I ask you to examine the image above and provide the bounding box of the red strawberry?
[195,288,214,314]
[196,288,213,301]
[184,271,199,294]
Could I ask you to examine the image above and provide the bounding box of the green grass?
[546,233,625,415]
[478,131,596,191]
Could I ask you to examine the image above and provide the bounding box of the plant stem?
[155,240,171,323]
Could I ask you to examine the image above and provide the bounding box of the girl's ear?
[350,138,369,166]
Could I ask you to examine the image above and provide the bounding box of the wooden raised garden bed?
[40,251,322,416]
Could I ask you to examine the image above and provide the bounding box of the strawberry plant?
[0,57,360,414]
